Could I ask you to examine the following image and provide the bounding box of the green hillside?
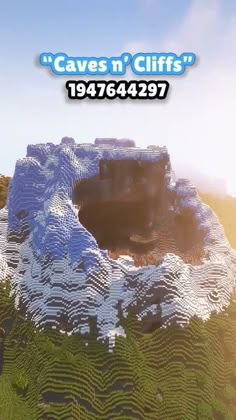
[0,279,236,419]
[0,187,235,418]
[0,176,10,209]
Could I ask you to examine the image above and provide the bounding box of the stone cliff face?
[0,138,235,349]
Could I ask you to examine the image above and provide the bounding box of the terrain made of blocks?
[0,137,236,419]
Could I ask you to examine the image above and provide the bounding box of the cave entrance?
[79,198,157,250]
[73,159,203,266]
[73,159,166,253]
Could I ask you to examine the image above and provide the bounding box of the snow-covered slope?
[0,138,235,349]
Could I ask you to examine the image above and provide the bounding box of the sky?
[1,0,236,195]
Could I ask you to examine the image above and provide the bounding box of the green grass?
[0,176,10,209]
[0,279,235,419]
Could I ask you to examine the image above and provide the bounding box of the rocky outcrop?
[0,138,235,350]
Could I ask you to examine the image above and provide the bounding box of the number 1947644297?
[65,80,169,100]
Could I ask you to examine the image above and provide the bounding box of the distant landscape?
[0,176,10,209]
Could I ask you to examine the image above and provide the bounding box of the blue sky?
[1,1,189,53]
[1,0,236,195]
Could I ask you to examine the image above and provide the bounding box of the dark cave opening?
[73,159,203,265]
[73,159,166,252]
[79,198,158,251]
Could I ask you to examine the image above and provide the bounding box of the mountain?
[0,138,235,344]
[0,138,236,419]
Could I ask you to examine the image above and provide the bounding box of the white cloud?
[122,0,236,195]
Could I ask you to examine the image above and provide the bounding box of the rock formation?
[0,137,235,350]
